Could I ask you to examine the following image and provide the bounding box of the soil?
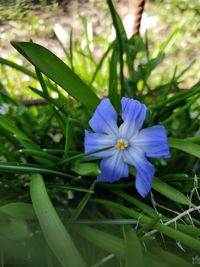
[0,0,133,58]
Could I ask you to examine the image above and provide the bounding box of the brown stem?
[19,99,48,106]
[133,0,146,36]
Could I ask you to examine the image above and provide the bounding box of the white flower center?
[115,139,128,150]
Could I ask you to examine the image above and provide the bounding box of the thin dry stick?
[133,0,146,36]
[144,205,200,237]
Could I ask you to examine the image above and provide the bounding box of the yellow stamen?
[115,139,128,150]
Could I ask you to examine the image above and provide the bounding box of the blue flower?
[84,97,170,197]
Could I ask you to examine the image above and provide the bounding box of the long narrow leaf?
[67,181,96,229]
[11,41,100,110]
[0,162,74,178]
[169,138,200,158]
[30,173,86,267]
[75,225,125,258]
[123,225,144,267]
[94,199,200,253]
[152,177,189,205]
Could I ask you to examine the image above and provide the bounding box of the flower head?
[84,97,170,197]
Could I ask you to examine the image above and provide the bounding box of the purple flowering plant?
[85,97,170,197]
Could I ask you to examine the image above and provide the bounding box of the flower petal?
[119,97,147,139]
[124,147,155,197]
[84,130,116,158]
[131,125,170,158]
[97,151,129,183]
[89,98,119,136]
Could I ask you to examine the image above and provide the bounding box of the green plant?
[0,0,199,266]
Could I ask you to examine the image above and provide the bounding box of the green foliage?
[0,0,199,266]
[30,173,86,267]
[11,41,100,111]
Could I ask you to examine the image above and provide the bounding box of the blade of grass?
[30,173,86,267]
[74,225,125,258]
[0,162,75,178]
[19,149,60,162]
[90,43,113,86]
[162,95,198,124]
[50,184,94,194]
[69,29,74,71]
[152,248,193,267]
[123,225,144,267]
[63,116,71,159]
[57,146,113,166]
[137,215,162,237]
[168,138,200,158]
[112,190,159,218]
[107,0,125,97]
[93,199,200,253]
[0,57,36,79]
[76,219,138,225]
[0,203,35,220]
[66,181,96,229]
[0,116,53,166]
[29,86,69,118]
[71,163,100,176]
[152,177,189,206]
[109,45,120,111]
[35,67,49,96]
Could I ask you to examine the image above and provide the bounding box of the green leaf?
[75,225,125,258]
[138,215,162,236]
[0,116,53,166]
[94,199,200,253]
[152,177,189,205]
[90,43,113,86]
[0,203,35,220]
[123,225,144,267]
[52,184,94,194]
[184,136,200,143]
[35,67,49,95]
[0,213,31,241]
[0,162,74,178]
[0,142,16,162]
[0,90,19,106]
[11,41,100,111]
[113,190,158,218]
[63,116,71,159]
[176,223,200,237]
[57,146,112,166]
[19,149,60,162]
[169,138,200,158]
[0,57,56,92]
[142,52,164,76]
[77,219,138,225]
[0,57,36,79]
[153,24,182,56]
[71,163,100,176]
[67,181,95,229]
[29,86,69,118]
[157,83,200,115]
[162,95,198,124]
[30,173,86,267]
[109,45,120,111]
[152,248,193,267]
[107,0,126,96]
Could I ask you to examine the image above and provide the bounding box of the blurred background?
[0,0,199,99]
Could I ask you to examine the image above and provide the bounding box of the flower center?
[115,139,128,150]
